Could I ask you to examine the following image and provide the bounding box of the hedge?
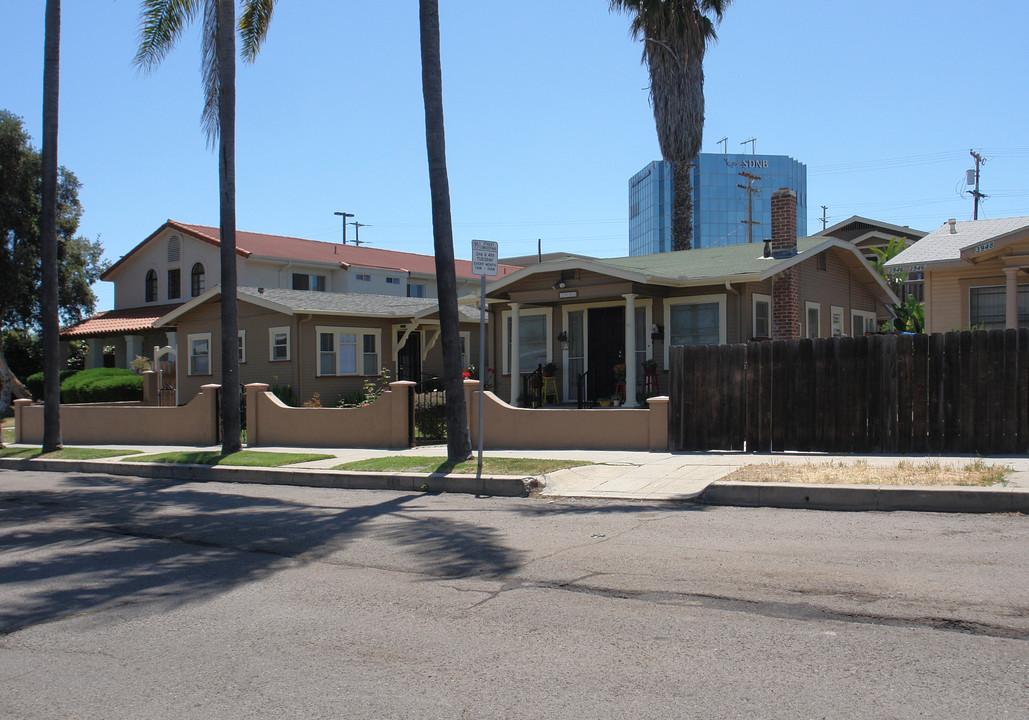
[27,368,143,403]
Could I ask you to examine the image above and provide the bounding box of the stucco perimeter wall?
[246,381,415,449]
[462,380,669,451]
[14,385,219,445]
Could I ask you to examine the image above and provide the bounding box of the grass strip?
[126,450,333,467]
[334,456,592,476]
[0,447,142,460]
[722,459,1011,487]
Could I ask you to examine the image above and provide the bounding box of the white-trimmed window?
[188,333,211,376]
[969,284,1029,329]
[852,309,876,337]
[665,294,727,354]
[460,331,471,370]
[292,273,326,292]
[355,273,371,282]
[386,277,400,285]
[752,293,771,339]
[501,308,552,374]
[831,305,844,337]
[407,283,425,298]
[805,302,821,339]
[238,330,246,364]
[317,326,381,376]
[269,326,291,362]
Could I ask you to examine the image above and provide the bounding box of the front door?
[396,331,421,385]
[587,306,624,400]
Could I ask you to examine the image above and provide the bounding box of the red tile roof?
[59,303,183,338]
[102,220,522,281]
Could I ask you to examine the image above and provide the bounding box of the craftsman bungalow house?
[885,216,1029,333]
[58,220,520,388]
[484,190,900,407]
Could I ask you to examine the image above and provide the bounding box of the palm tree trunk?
[671,161,693,251]
[40,0,62,452]
[217,0,241,454]
[419,0,471,461]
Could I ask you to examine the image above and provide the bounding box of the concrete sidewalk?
[1,443,1028,512]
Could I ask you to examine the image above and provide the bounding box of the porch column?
[623,293,638,408]
[1004,266,1020,329]
[125,335,143,367]
[509,303,520,405]
[165,331,177,351]
[87,341,104,369]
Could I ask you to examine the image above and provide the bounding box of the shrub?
[59,367,142,403]
[2,330,42,381]
[25,369,79,400]
[268,383,295,407]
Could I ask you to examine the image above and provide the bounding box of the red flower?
[463,371,471,378]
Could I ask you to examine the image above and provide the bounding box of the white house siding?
[110,228,222,309]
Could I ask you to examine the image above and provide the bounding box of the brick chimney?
[771,188,800,340]
[771,188,797,258]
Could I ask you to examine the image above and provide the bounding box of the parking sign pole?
[471,240,498,476]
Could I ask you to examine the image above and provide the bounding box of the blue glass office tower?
[628,154,807,255]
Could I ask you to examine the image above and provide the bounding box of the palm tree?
[135,0,276,454]
[419,0,471,461]
[40,0,62,452]
[610,0,731,251]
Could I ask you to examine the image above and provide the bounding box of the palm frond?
[200,0,220,145]
[134,0,202,72]
[239,0,277,64]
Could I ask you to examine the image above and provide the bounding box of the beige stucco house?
[884,216,1029,333]
[484,189,899,407]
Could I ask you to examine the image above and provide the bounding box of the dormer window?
[191,263,205,297]
[145,269,158,303]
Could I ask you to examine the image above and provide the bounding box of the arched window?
[145,269,158,303]
[191,263,205,297]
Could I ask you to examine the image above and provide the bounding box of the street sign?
[471,239,499,277]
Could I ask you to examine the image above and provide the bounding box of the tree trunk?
[217,0,241,454]
[419,0,471,461]
[671,160,693,251]
[40,0,62,452]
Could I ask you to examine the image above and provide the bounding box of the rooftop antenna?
[333,211,354,244]
[349,221,372,246]
[717,136,728,154]
[740,137,756,155]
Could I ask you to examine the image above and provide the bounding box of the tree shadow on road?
[0,473,522,635]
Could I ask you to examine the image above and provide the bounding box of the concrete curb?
[0,458,531,497]
[701,481,1029,514]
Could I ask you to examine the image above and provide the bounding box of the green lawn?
[0,446,142,460]
[334,456,593,475]
[126,450,333,467]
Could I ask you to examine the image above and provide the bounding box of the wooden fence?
[669,329,1029,455]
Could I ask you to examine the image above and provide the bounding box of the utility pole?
[334,211,354,244]
[967,150,987,220]
[821,205,829,230]
[740,137,756,155]
[350,221,372,245]
[737,171,760,244]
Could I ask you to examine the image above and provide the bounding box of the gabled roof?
[59,303,184,338]
[885,216,1029,270]
[102,220,522,281]
[487,237,900,307]
[155,286,480,327]
[822,215,926,243]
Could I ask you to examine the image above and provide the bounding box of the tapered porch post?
[509,302,520,405]
[623,293,638,407]
[1004,266,1020,329]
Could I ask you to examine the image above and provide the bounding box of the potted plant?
[613,363,626,381]
[542,361,558,377]
[642,358,657,372]
[597,397,613,408]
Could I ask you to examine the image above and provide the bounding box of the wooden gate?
[669,329,1029,454]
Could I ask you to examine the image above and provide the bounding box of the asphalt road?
[1,469,1026,720]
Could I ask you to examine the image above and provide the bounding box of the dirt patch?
[723,459,1010,487]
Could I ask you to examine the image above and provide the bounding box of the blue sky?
[4,0,1028,312]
